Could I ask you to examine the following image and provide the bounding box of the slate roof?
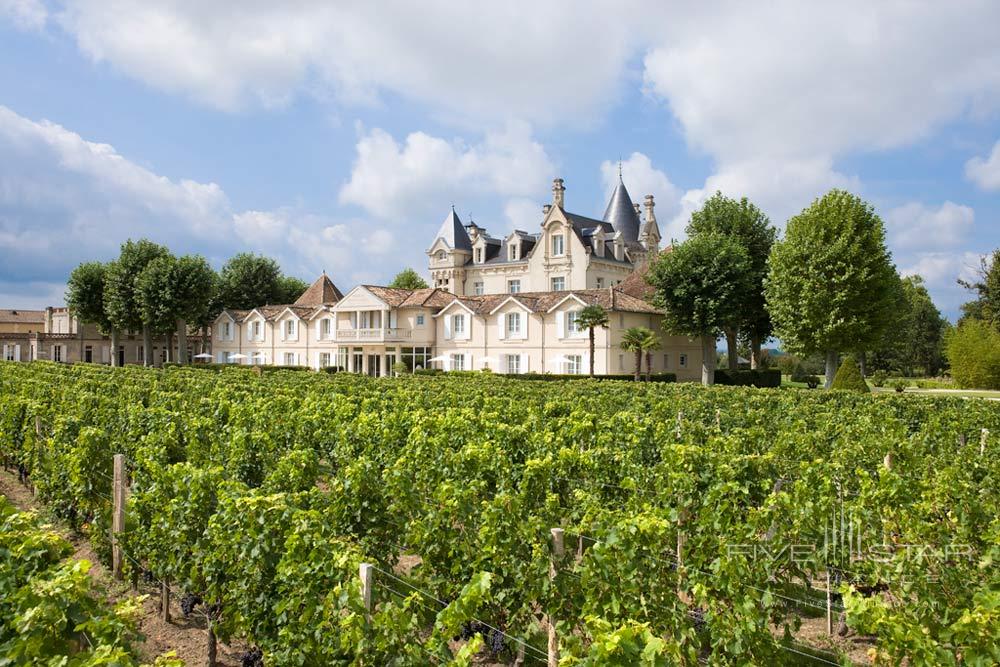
[0,309,45,324]
[602,178,641,242]
[430,208,472,252]
[362,286,456,308]
[294,273,344,306]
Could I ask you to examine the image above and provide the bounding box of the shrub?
[946,320,1000,390]
[414,368,444,376]
[713,369,782,388]
[869,370,889,387]
[804,375,821,389]
[830,355,870,392]
[889,379,909,393]
[391,362,408,376]
[321,366,345,374]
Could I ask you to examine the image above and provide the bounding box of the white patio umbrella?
[228,353,248,361]
[427,355,449,369]
[193,353,213,359]
[548,354,570,372]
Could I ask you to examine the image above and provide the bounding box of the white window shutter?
[556,311,565,339]
[315,319,321,340]
[521,313,528,340]
[444,315,452,340]
[280,321,286,341]
[520,353,528,372]
[2,344,6,359]
[497,313,505,340]
[462,316,471,341]
[14,345,20,361]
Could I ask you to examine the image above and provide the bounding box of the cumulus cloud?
[885,201,975,251]
[897,250,985,318]
[965,140,1000,190]
[338,123,553,221]
[0,106,401,305]
[0,0,46,30]
[53,1,638,123]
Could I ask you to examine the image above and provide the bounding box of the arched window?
[437,250,447,260]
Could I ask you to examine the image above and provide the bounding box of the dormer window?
[509,243,519,261]
[436,250,447,260]
[595,237,605,256]
[552,234,565,256]
[474,247,483,263]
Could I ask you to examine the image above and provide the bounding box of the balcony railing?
[335,328,412,342]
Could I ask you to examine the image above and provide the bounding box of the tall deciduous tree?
[766,190,898,388]
[958,248,1000,328]
[104,240,170,366]
[648,233,753,386]
[576,304,609,377]
[217,253,283,309]
[389,268,430,290]
[66,262,112,363]
[137,254,216,364]
[869,275,949,376]
[686,192,776,369]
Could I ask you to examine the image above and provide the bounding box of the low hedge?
[511,372,677,382]
[713,368,782,388]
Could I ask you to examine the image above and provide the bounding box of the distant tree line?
[66,240,309,366]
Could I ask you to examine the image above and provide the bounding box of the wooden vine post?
[111,454,126,580]
[161,579,170,622]
[982,428,990,457]
[675,411,684,440]
[676,508,689,603]
[548,528,564,667]
[826,569,834,635]
[360,563,374,615]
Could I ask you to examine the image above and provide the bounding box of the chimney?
[551,178,565,208]
[633,203,641,217]
[644,194,656,224]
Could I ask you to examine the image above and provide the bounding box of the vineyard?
[1,361,999,666]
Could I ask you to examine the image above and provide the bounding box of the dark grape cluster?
[180,593,202,617]
[454,621,507,657]
[240,648,263,667]
[689,607,707,631]
[142,569,156,584]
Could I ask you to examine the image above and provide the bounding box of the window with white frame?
[253,321,262,340]
[679,353,688,368]
[222,322,231,339]
[596,277,604,289]
[319,352,331,368]
[663,353,670,369]
[551,276,565,291]
[321,318,331,338]
[285,320,296,338]
[552,234,565,256]
[619,353,625,371]
[566,354,582,375]
[437,250,446,260]
[567,310,581,335]
[506,354,521,374]
[4,345,14,361]
[53,345,63,362]
[474,281,484,295]
[474,248,482,263]
[416,314,425,326]
[284,352,296,365]
[451,353,466,371]
[509,243,519,261]
[506,312,521,337]
[452,314,465,336]
[508,279,521,294]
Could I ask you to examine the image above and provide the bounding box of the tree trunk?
[702,335,716,386]
[645,351,653,381]
[634,350,641,382]
[177,319,188,365]
[165,333,173,365]
[825,350,838,389]
[588,328,595,377]
[750,333,762,370]
[206,621,217,667]
[110,329,119,367]
[726,328,738,371]
[142,325,153,367]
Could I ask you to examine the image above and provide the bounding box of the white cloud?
[0,0,46,30]
[897,250,984,318]
[965,140,1000,190]
[0,105,407,304]
[886,201,975,251]
[338,123,553,221]
[503,198,543,233]
[54,1,639,123]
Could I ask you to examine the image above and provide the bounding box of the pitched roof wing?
[429,208,472,252]
[294,273,344,306]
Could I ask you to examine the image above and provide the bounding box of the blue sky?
[1,2,998,321]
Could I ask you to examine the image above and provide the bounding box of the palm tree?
[620,327,650,382]
[576,305,609,377]
[641,329,662,381]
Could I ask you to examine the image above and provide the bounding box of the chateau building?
[210,176,703,378]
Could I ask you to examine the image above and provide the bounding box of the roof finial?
[451,203,455,213]
[618,157,623,181]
